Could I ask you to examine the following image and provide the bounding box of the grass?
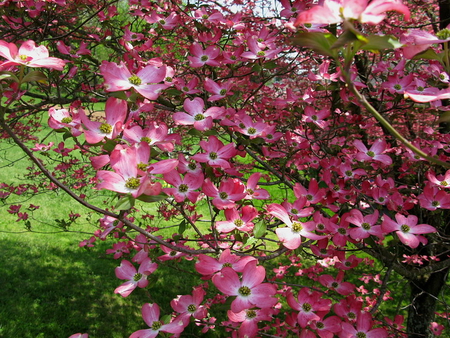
[0,124,213,337]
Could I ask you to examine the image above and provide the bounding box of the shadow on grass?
[0,238,145,338]
[0,234,223,338]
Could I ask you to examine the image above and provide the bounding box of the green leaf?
[103,139,117,152]
[263,61,278,70]
[178,220,187,235]
[115,195,135,210]
[165,88,183,96]
[254,222,266,238]
[252,64,262,72]
[137,192,168,203]
[439,111,450,123]
[160,315,172,325]
[245,236,258,247]
[22,70,48,84]
[360,35,403,51]
[110,91,128,100]
[187,128,202,136]
[0,71,18,82]
[291,32,338,58]
[331,30,358,49]
[412,48,442,62]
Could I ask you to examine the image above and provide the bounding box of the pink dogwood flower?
[170,287,208,320]
[114,258,157,297]
[215,205,258,233]
[294,178,326,205]
[212,261,278,312]
[204,78,234,101]
[427,170,450,188]
[0,40,67,70]
[202,178,247,209]
[382,214,437,249]
[48,107,82,136]
[100,60,168,100]
[227,307,274,338]
[245,172,270,200]
[267,203,325,250]
[96,144,162,198]
[195,249,257,278]
[123,121,175,152]
[318,271,355,296]
[192,135,237,169]
[188,42,220,68]
[418,184,450,211]
[173,97,224,131]
[346,209,384,240]
[80,97,127,144]
[287,288,332,328]
[354,139,392,165]
[294,0,410,26]
[130,303,188,338]
[162,171,204,203]
[341,311,388,338]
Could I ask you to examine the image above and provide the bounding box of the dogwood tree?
[1,0,450,337]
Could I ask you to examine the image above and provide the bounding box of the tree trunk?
[407,267,449,337]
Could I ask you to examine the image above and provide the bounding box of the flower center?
[61,117,72,123]
[188,162,197,170]
[394,84,402,90]
[222,262,232,268]
[291,221,303,233]
[316,321,324,329]
[209,152,218,160]
[291,208,298,214]
[179,184,189,192]
[201,55,209,62]
[400,224,410,233]
[137,162,148,171]
[331,282,339,288]
[366,151,375,157]
[141,136,152,143]
[338,228,347,235]
[133,273,143,281]
[257,51,266,57]
[361,222,371,230]
[247,127,256,134]
[125,177,141,189]
[441,181,448,186]
[238,286,251,296]
[302,302,312,312]
[219,89,227,95]
[356,332,367,338]
[432,201,440,207]
[194,113,205,121]
[219,191,228,199]
[246,309,257,319]
[151,321,162,331]
[99,123,113,134]
[187,304,196,312]
[234,219,244,227]
[128,74,142,86]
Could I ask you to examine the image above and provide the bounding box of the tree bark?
[407,268,449,338]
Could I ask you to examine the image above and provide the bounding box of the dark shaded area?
[0,238,142,338]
